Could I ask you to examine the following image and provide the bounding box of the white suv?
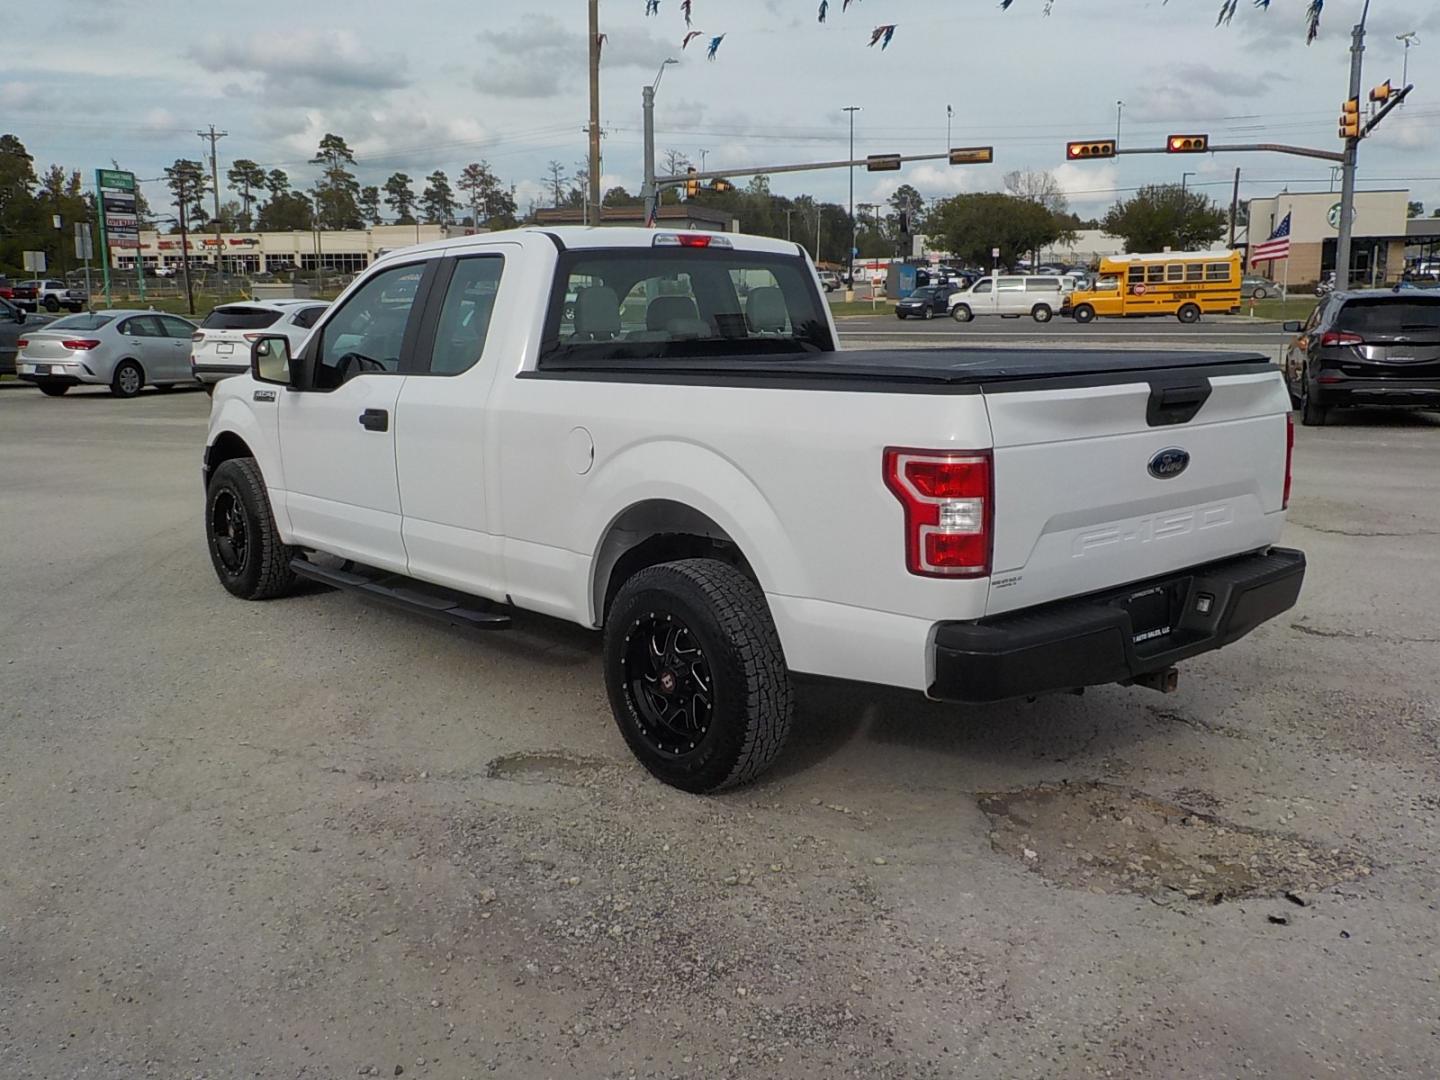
[191,300,329,391]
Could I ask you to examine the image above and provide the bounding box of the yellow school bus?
[1065,250,1242,324]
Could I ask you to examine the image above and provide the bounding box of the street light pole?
[1397,32,1419,100]
[641,58,678,227]
[843,106,861,291]
[1115,100,1124,146]
[1181,171,1195,197]
[1336,0,1372,289]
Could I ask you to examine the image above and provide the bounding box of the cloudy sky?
[7,0,1439,220]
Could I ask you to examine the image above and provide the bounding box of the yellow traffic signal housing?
[1339,97,1361,139]
[1066,140,1116,160]
[710,178,734,193]
[948,146,994,165]
[685,167,700,199]
[1166,134,1209,153]
[1369,80,1392,104]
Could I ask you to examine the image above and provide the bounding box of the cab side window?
[292,305,327,330]
[313,263,426,389]
[424,256,504,375]
[971,279,992,294]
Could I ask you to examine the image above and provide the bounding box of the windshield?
[1336,298,1440,337]
[541,247,833,364]
[46,313,114,331]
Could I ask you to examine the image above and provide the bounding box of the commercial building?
[110,224,458,275]
[1243,190,1409,286]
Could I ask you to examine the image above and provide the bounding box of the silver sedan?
[16,309,199,397]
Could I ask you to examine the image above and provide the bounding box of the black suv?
[1282,289,1440,425]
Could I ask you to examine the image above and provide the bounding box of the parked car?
[201,226,1304,792]
[1241,276,1274,300]
[11,279,86,313]
[816,270,842,292]
[947,275,1068,323]
[15,309,198,397]
[895,285,951,319]
[191,300,330,392]
[0,296,52,375]
[0,275,14,301]
[1282,289,1440,425]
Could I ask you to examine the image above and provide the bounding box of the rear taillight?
[1283,413,1294,510]
[1319,330,1363,347]
[883,448,993,578]
[15,339,27,348]
[62,339,100,350]
[191,331,205,342]
[243,332,264,342]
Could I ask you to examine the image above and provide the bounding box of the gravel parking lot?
[2,383,1438,1078]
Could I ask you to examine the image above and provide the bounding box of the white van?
[947,275,1069,323]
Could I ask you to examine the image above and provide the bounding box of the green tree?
[929,193,1065,266]
[457,161,507,227]
[543,161,569,208]
[603,186,642,207]
[1102,184,1227,253]
[308,133,361,230]
[358,185,382,226]
[227,159,268,230]
[255,192,314,232]
[383,172,416,224]
[266,169,291,198]
[1407,201,1424,218]
[0,134,40,273]
[164,158,210,227]
[420,170,456,225]
[887,183,926,235]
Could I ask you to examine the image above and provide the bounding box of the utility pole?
[587,0,602,228]
[1227,166,1241,248]
[1115,100,1124,146]
[946,104,953,151]
[199,125,228,277]
[1336,1,1371,290]
[785,208,794,241]
[843,106,860,291]
[698,149,709,173]
[176,187,195,316]
[1181,171,1194,197]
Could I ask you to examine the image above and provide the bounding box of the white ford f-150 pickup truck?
[203,227,1304,792]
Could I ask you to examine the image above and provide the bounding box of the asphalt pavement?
[2,384,1439,1078]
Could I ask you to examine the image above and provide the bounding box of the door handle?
[359,408,389,432]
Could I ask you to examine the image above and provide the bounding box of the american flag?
[1250,212,1291,264]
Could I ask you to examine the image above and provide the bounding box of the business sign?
[96,167,140,252]
[23,250,47,272]
[74,223,93,261]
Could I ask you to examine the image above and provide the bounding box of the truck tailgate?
[984,369,1291,616]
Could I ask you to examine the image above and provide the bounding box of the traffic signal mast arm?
[654,148,993,187]
[1362,82,1413,137]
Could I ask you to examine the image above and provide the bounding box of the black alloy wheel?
[621,611,715,759]
[209,487,250,577]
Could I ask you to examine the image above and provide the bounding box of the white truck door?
[277,261,431,573]
[393,251,511,600]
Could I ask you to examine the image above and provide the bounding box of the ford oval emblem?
[1148,447,1190,480]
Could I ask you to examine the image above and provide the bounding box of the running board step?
[290,558,512,631]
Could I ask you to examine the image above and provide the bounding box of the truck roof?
[372,226,806,268]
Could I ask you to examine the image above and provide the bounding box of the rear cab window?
[541,244,832,364]
[202,306,283,331]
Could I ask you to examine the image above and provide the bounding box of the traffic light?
[710,178,734,193]
[948,146,994,165]
[684,167,699,199]
[1339,97,1361,139]
[1066,140,1116,160]
[1166,134,1209,153]
[866,154,902,172]
[1369,80,1392,104]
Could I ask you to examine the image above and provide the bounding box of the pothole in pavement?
[485,751,617,787]
[978,782,1370,903]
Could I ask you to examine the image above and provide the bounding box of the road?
[2,385,1438,1078]
[837,311,1295,356]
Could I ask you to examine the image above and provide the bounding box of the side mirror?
[1282,321,1302,333]
[250,335,292,385]
[14,309,25,324]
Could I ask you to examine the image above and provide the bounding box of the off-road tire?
[604,558,793,793]
[205,457,297,600]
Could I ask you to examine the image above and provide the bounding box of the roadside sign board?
[23,250,47,272]
[74,223,93,261]
[97,168,140,250]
